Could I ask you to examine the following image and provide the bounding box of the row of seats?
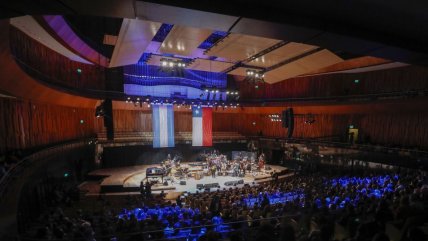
[97,131,245,142]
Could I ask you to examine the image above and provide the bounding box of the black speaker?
[287,108,294,138]
[180,181,186,185]
[282,109,288,128]
[103,99,114,140]
[196,184,204,189]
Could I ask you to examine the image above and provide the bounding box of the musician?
[240,160,246,175]
[211,165,217,178]
[258,153,265,170]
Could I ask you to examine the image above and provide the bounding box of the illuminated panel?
[205,33,281,62]
[188,58,234,72]
[109,19,161,67]
[247,42,318,68]
[124,84,225,101]
[159,25,212,56]
[123,63,227,90]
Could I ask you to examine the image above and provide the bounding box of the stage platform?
[87,163,290,195]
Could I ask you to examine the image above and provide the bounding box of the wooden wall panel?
[237,65,428,100]
[358,113,428,148]
[98,108,428,149]
[3,100,424,154]
[9,26,106,91]
[0,98,96,154]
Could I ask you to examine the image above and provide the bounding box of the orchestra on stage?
[147,150,267,183]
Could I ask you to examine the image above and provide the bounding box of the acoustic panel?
[109,19,161,67]
[188,58,234,72]
[228,67,251,76]
[247,42,318,68]
[263,49,343,83]
[206,33,281,62]
[159,25,212,56]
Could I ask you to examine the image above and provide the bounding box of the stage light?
[137,97,140,101]
[147,104,150,108]
[127,97,130,100]
[215,90,219,93]
[226,91,230,94]
[77,68,82,74]
[205,89,209,92]
[168,61,174,67]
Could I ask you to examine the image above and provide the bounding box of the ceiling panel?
[109,19,161,67]
[159,25,212,56]
[264,49,343,83]
[188,58,234,72]
[247,42,318,68]
[228,67,251,76]
[206,33,281,62]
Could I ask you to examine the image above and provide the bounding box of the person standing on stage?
[145,181,152,199]
[211,165,216,178]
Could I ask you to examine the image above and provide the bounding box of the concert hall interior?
[1,1,428,241]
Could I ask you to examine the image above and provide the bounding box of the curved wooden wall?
[95,99,428,149]
[237,65,428,100]
[0,98,96,154]
[0,20,97,108]
[9,26,107,91]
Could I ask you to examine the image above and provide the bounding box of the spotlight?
[226,91,230,95]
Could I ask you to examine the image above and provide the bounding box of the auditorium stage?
[86,163,290,195]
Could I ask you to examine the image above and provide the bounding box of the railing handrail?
[0,139,92,200]
[252,136,428,156]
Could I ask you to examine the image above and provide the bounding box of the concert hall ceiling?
[1,0,428,105]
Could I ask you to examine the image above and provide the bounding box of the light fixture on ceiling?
[246,69,265,84]
[160,58,186,69]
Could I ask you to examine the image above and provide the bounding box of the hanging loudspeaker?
[287,108,294,138]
